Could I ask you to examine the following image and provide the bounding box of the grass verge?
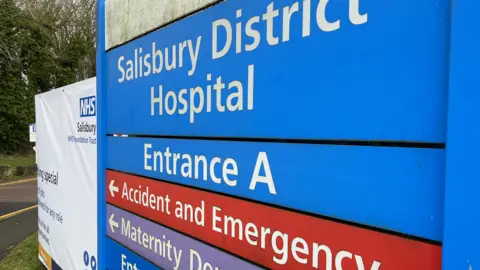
[0,155,36,183]
[0,155,35,167]
[0,232,44,270]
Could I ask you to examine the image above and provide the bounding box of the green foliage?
[0,0,33,154]
[0,0,95,154]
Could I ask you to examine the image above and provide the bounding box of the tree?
[19,0,96,92]
[0,0,96,154]
[0,0,34,153]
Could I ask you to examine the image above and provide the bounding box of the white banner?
[35,78,97,270]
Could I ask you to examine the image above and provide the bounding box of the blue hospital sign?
[105,0,448,142]
[95,0,480,268]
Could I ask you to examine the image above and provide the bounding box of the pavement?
[0,179,38,261]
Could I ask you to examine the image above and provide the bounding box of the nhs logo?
[80,96,96,117]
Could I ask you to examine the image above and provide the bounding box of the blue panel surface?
[106,238,161,270]
[107,136,444,241]
[442,0,480,268]
[105,0,449,142]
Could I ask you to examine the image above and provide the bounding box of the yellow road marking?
[0,178,36,187]
[0,205,38,221]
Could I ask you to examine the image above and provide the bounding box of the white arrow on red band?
[109,179,119,197]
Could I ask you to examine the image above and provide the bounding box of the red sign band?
[106,170,441,269]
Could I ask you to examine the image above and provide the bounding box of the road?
[0,179,38,261]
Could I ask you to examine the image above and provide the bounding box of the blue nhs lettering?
[80,96,96,117]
